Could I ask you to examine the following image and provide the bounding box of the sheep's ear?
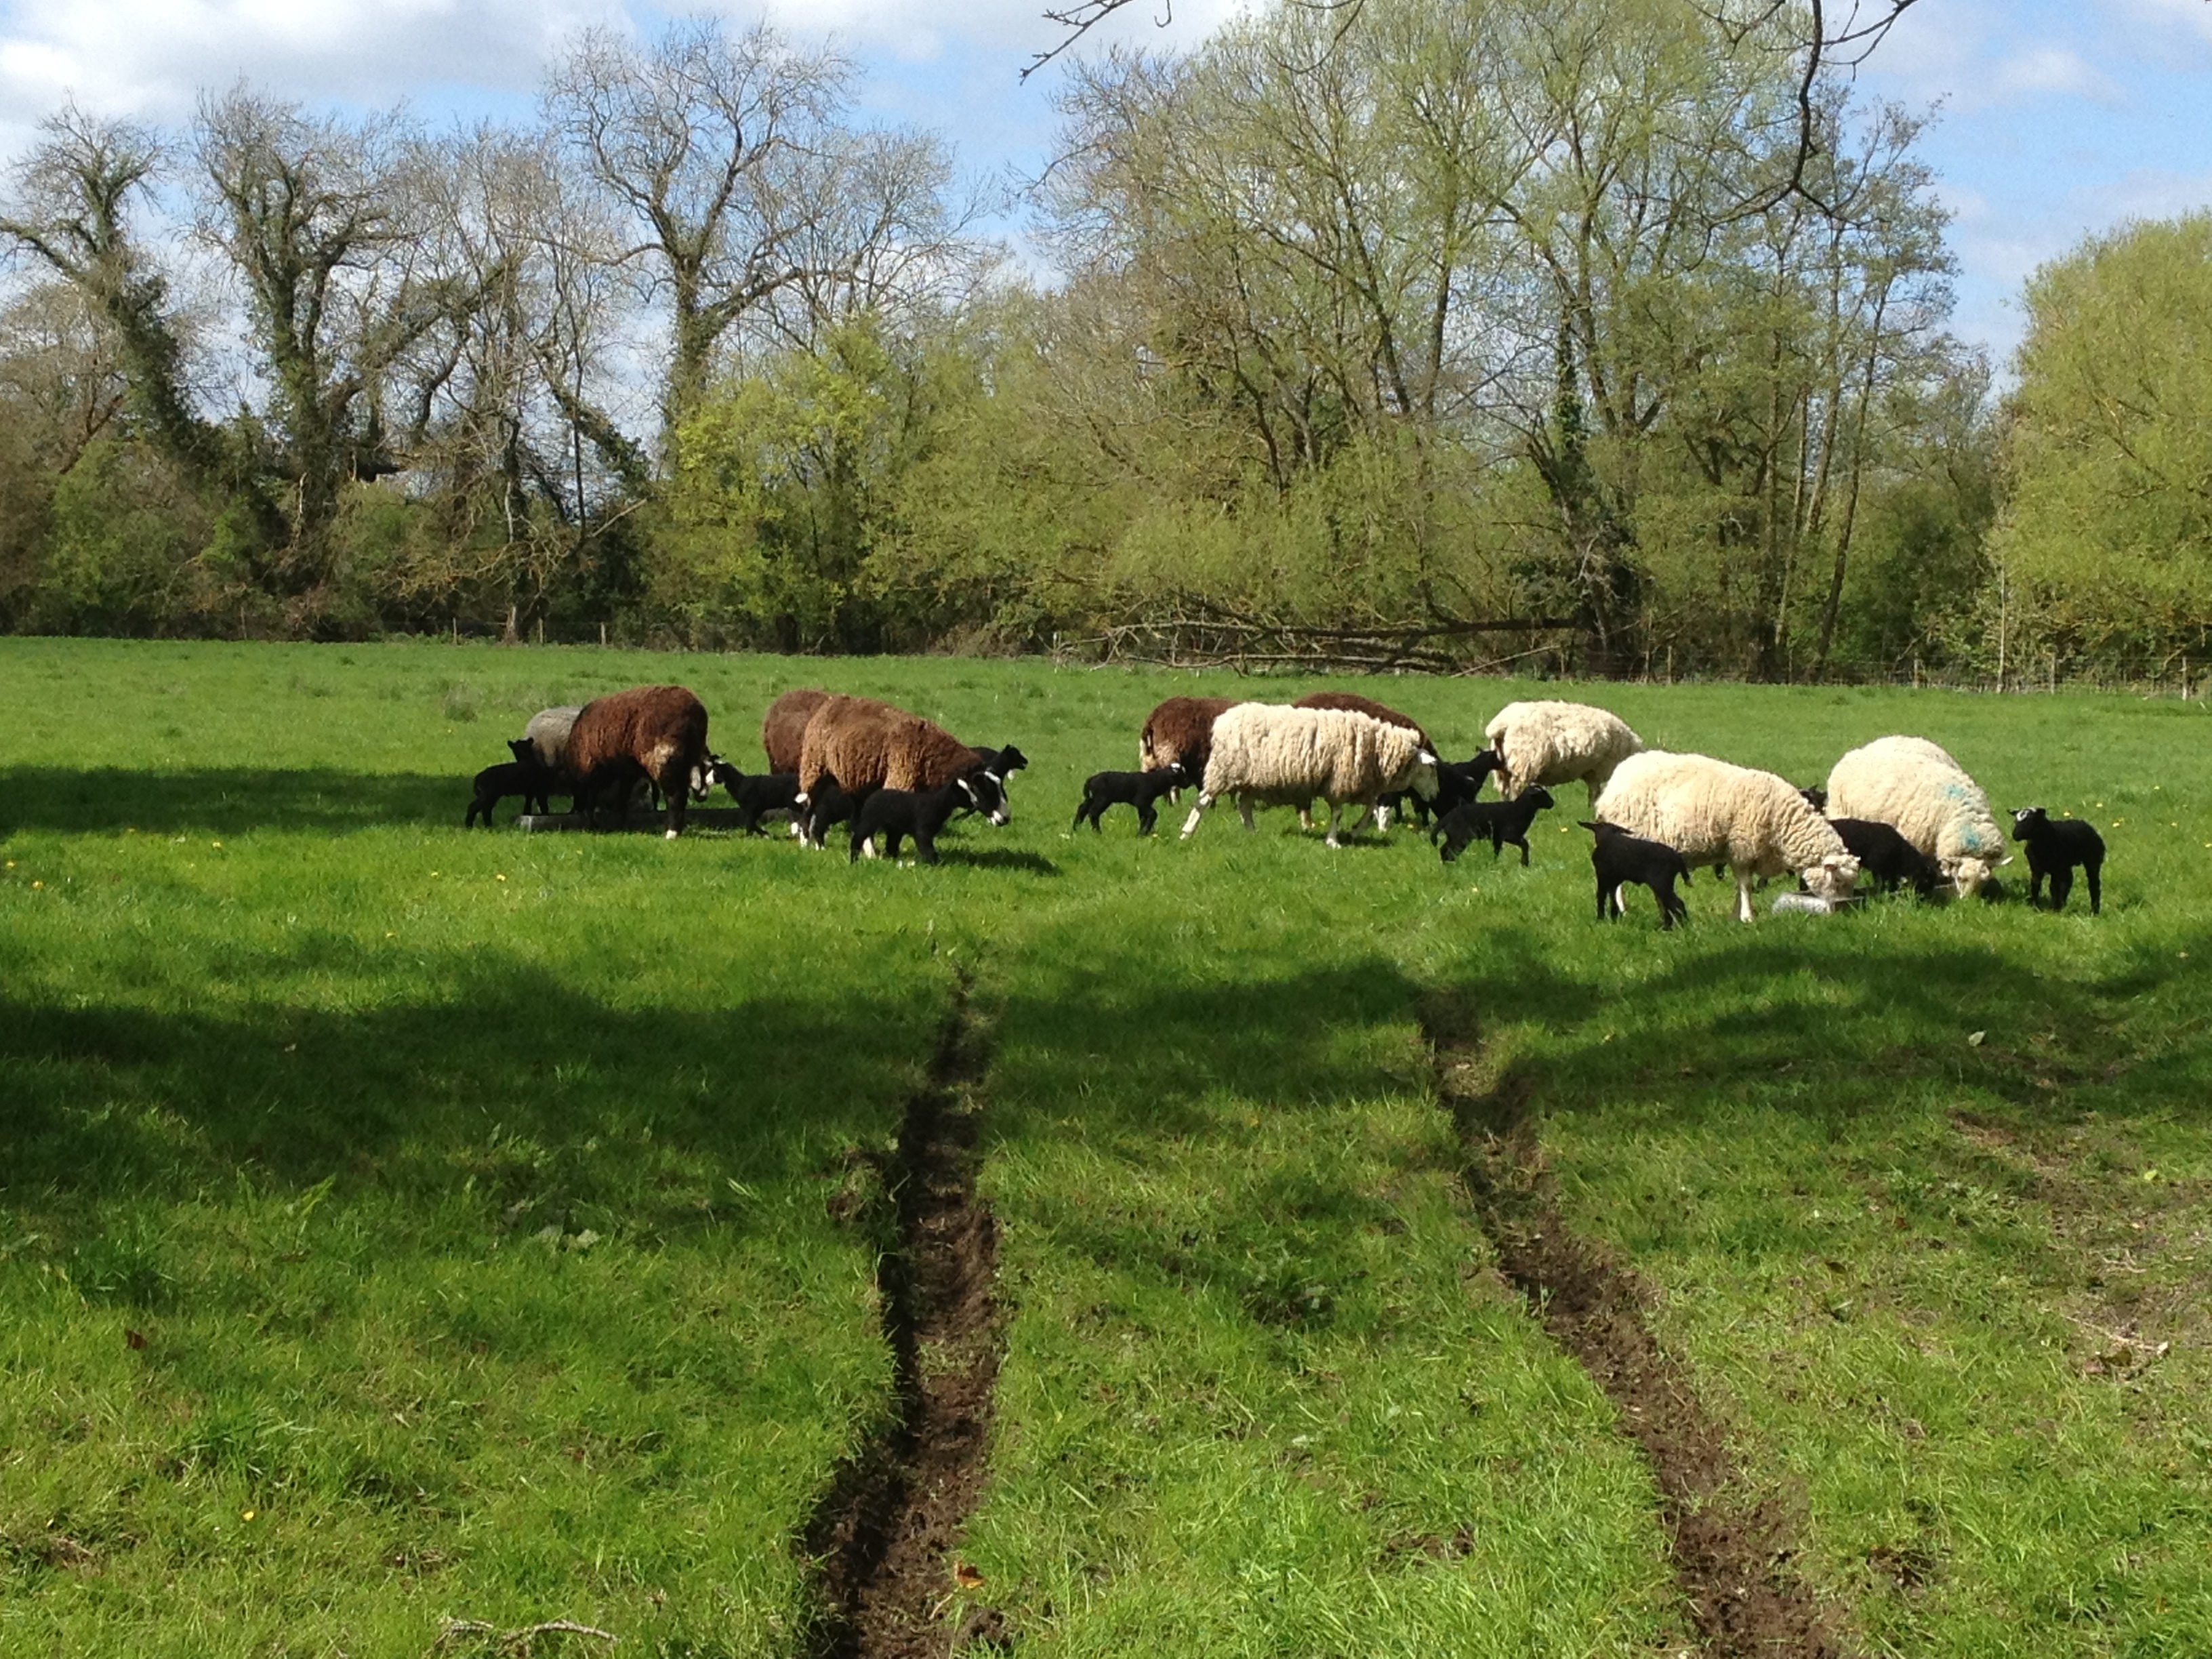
[1417,750,1437,766]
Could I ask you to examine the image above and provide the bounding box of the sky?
[0,0,2205,369]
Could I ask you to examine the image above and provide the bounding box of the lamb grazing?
[1828,817,1942,899]
[521,705,581,769]
[466,761,554,828]
[1595,750,1859,922]
[1181,705,1437,848]
[1435,785,1555,866]
[2011,808,2105,914]
[1484,701,1644,804]
[565,685,711,839]
[1071,763,1189,834]
[1139,696,1243,781]
[502,739,562,813]
[797,776,860,848]
[1825,735,2009,896]
[709,762,804,836]
[1799,785,1828,812]
[761,688,832,775]
[1581,821,1693,929]
[850,773,1009,865]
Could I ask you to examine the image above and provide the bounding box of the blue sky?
[0,0,2205,368]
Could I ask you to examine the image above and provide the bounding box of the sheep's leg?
[2050,867,2072,911]
[1517,834,1530,867]
[1734,871,1755,923]
[1595,878,1612,922]
[1181,796,1210,839]
[1237,794,1256,832]
[1324,802,1344,849]
[2086,858,2102,915]
[1298,803,1314,832]
[1340,802,1373,838]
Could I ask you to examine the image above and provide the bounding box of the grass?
[2,636,2209,1656]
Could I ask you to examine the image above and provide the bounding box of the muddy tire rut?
[805,970,1008,1658]
[1422,994,1850,1659]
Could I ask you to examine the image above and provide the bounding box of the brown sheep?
[1139,696,1242,779]
[796,695,991,805]
[760,687,832,775]
[1292,690,1431,750]
[567,685,710,839]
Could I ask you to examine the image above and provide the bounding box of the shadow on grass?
[0,766,468,835]
[0,954,943,1235]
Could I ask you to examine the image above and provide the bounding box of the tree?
[1992,213,2212,661]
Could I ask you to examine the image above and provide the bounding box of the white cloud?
[0,0,619,125]
[749,0,1252,67]
[1992,45,2123,102]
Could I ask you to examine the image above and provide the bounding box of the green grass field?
[3,637,2209,1658]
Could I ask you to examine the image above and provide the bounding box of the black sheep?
[1072,763,1188,834]
[1384,750,1498,829]
[2011,807,2105,914]
[1828,817,1943,899]
[1582,821,1692,928]
[851,773,1010,865]
[466,760,553,828]
[1436,785,1555,866]
[710,762,804,836]
[797,776,861,849]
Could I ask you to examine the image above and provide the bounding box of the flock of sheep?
[462,682,2108,922]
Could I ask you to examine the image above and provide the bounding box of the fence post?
[2048,651,2056,696]
[1912,655,1921,689]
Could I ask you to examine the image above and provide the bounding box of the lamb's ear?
[1416,750,1437,766]
[794,790,811,807]
[1577,820,1599,832]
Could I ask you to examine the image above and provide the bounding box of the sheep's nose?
[991,810,1010,827]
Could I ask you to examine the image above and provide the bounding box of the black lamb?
[851,772,1010,865]
[501,739,562,813]
[1828,817,1943,899]
[1436,785,1555,866]
[1385,749,1499,829]
[2011,807,2105,914]
[710,762,804,836]
[1072,763,1188,834]
[1582,821,1692,929]
[467,760,554,828]
[797,776,860,848]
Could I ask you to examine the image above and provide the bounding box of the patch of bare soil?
[804,971,1010,1658]
[1421,994,1851,1659]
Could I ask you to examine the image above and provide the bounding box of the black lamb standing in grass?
[1384,749,1498,829]
[851,772,1010,865]
[798,776,860,848]
[1436,785,1555,866]
[2012,807,2105,914]
[709,762,803,836]
[500,740,562,814]
[1072,762,1188,834]
[1828,817,1943,899]
[1581,821,1692,929]
[467,760,556,828]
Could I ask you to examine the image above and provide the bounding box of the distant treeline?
[0,1,2203,681]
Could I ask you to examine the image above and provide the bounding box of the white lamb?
[1181,705,1438,848]
[1485,700,1644,804]
[1825,735,2009,896]
[1595,750,1860,923]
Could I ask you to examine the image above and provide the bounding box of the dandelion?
[211,841,222,849]
[495,873,508,882]
[30,880,43,890]
[242,1509,255,1521]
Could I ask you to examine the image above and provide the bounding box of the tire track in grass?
[1420,993,1850,1659]
[804,966,1009,1659]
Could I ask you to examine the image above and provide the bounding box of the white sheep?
[1181,705,1437,848]
[1825,735,2009,896]
[523,705,581,773]
[1484,700,1644,804]
[1595,750,1860,922]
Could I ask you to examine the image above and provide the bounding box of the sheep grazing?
[1139,696,1243,781]
[762,688,832,775]
[1828,817,1942,899]
[1595,750,1859,922]
[1294,691,1435,828]
[1072,764,1189,834]
[1581,821,1693,929]
[796,695,1002,801]
[850,773,1010,865]
[1181,705,1437,848]
[565,685,712,839]
[466,761,553,829]
[1436,785,1556,866]
[709,762,804,836]
[2011,807,2106,914]
[1825,735,2008,897]
[520,705,581,773]
[1484,700,1644,805]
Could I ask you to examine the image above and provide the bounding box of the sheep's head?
[1803,853,1860,902]
[2011,806,2049,842]
[1518,783,1556,812]
[1945,855,1994,897]
[1406,749,1442,800]
[960,769,1010,828]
